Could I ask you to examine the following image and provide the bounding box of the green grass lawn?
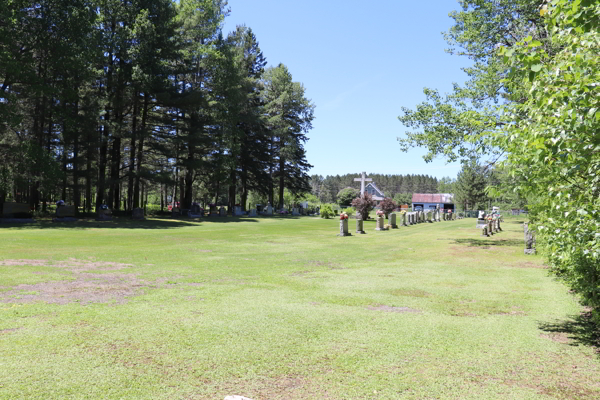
[0,215,598,399]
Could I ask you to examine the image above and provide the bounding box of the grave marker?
[524,223,536,255]
[389,213,398,229]
[132,207,145,220]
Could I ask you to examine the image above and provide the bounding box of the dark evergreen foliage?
[0,0,315,212]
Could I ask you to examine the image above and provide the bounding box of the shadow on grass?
[0,216,267,230]
[539,312,600,355]
[453,238,523,247]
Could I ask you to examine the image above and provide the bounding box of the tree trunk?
[109,136,121,209]
[241,167,248,211]
[96,114,109,211]
[133,94,148,209]
[128,92,138,212]
[278,157,285,209]
[228,168,236,214]
[73,120,80,215]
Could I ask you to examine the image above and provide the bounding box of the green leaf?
[531,64,543,72]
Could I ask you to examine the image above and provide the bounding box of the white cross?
[354,171,372,196]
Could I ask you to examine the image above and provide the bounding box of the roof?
[365,182,384,198]
[412,193,454,204]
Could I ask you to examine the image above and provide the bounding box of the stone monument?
[132,207,145,220]
[389,213,398,229]
[375,214,386,231]
[354,171,373,196]
[524,223,536,255]
[338,217,351,237]
[356,216,365,234]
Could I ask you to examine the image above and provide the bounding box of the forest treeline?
[310,173,439,204]
[0,0,314,214]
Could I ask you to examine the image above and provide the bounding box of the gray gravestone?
[132,207,145,220]
[389,213,398,229]
[338,218,351,236]
[219,207,226,217]
[264,203,273,215]
[375,215,386,231]
[356,217,365,234]
[524,223,536,254]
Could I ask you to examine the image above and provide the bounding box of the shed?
[411,193,454,212]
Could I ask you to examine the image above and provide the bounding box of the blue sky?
[223,1,472,180]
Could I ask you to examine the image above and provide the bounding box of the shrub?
[337,187,360,206]
[342,207,355,216]
[379,197,397,218]
[351,193,375,220]
[320,204,334,219]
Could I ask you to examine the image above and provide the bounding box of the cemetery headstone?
[482,225,489,236]
[487,220,494,235]
[338,215,351,237]
[96,206,112,221]
[375,213,386,231]
[401,212,407,226]
[476,211,487,228]
[1,202,34,222]
[54,204,77,222]
[248,209,257,217]
[264,203,273,215]
[233,206,244,216]
[132,207,145,220]
[356,217,366,234]
[188,204,203,218]
[427,211,433,223]
[389,213,398,229]
[210,205,218,216]
[524,223,536,255]
[292,207,300,216]
[219,206,226,217]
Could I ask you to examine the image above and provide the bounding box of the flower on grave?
[340,212,349,220]
[376,210,384,217]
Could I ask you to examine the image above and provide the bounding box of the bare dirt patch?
[513,261,548,269]
[0,259,49,267]
[0,258,157,305]
[367,305,421,313]
[540,332,572,344]
[1,327,23,334]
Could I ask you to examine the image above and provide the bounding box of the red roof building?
[411,193,454,211]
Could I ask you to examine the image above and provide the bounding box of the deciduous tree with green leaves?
[497,0,600,318]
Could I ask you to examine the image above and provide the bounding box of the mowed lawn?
[0,215,598,400]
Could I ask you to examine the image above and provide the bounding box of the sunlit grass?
[0,215,598,399]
